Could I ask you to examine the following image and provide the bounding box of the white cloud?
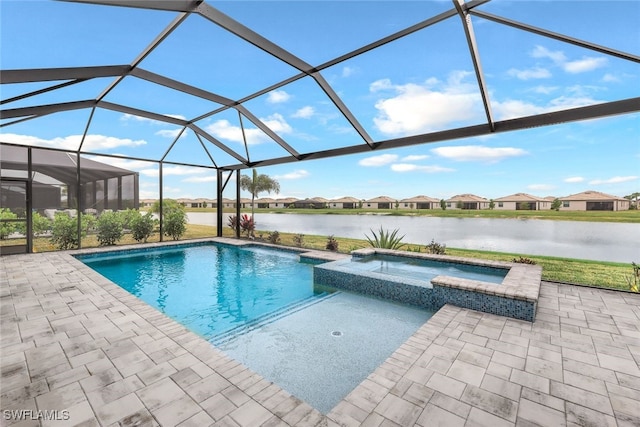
[121,113,186,123]
[390,163,454,173]
[140,166,207,177]
[267,90,291,104]
[507,67,551,80]
[182,176,217,183]
[262,113,292,134]
[155,128,188,139]
[358,154,398,167]
[372,71,482,136]
[206,114,292,145]
[530,45,607,74]
[589,176,638,185]
[528,184,556,191]
[369,78,394,92]
[532,85,559,95]
[0,133,146,151]
[563,57,608,74]
[274,169,309,180]
[492,100,545,120]
[564,176,585,183]
[531,45,567,64]
[401,154,429,161]
[292,106,315,119]
[492,94,599,120]
[602,73,620,83]
[432,145,528,163]
[342,66,357,78]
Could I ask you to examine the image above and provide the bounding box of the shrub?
[151,199,185,216]
[227,215,238,231]
[82,213,97,235]
[164,209,187,241]
[32,212,51,237]
[326,235,339,251]
[267,230,281,244]
[131,211,154,243]
[119,208,139,230]
[440,199,446,210]
[0,208,18,239]
[425,239,446,255]
[51,213,82,250]
[96,211,124,246]
[365,227,405,250]
[239,214,255,238]
[551,198,562,211]
[513,256,537,265]
[293,233,304,247]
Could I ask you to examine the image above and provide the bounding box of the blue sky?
[1,0,639,201]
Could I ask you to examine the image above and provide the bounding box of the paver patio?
[1,240,639,426]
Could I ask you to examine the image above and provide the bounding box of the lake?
[187,212,638,263]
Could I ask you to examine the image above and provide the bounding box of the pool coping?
[2,239,639,427]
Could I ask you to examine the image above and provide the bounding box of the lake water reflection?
[188,212,637,263]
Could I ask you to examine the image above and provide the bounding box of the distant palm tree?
[240,169,280,220]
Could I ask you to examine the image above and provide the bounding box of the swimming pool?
[78,243,331,339]
[77,242,434,413]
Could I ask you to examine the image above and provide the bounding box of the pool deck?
[1,239,639,426]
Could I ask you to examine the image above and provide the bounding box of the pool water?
[350,254,507,284]
[78,243,434,413]
[79,244,329,339]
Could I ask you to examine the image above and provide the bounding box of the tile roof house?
[493,193,552,210]
[364,196,397,209]
[399,195,440,210]
[329,196,361,209]
[292,197,327,209]
[445,194,490,210]
[560,191,630,211]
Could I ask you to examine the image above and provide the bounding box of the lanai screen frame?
[1,0,639,249]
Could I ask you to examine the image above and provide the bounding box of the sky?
[1,0,639,202]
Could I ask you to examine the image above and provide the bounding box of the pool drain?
[331,331,343,337]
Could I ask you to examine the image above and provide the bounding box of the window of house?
[563,201,570,207]
[446,203,451,207]
[498,202,503,207]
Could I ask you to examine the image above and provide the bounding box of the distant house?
[239,198,252,209]
[399,195,439,210]
[273,197,298,208]
[329,196,361,209]
[292,198,327,209]
[560,191,630,211]
[255,197,275,208]
[446,194,489,210]
[493,193,551,210]
[221,198,236,208]
[140,199,155,208]
[255,197,297,208]
[364,196,397,209]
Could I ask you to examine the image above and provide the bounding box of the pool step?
[210,291,340,346]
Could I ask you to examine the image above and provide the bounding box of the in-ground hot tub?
[312,248,542,321]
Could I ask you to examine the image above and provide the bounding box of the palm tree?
[240,169,280,219]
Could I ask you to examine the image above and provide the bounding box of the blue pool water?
[349,254,507,284]
[78,243,434,413]
[79,244,329,338]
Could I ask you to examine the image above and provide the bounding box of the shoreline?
[179,207,640,224]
